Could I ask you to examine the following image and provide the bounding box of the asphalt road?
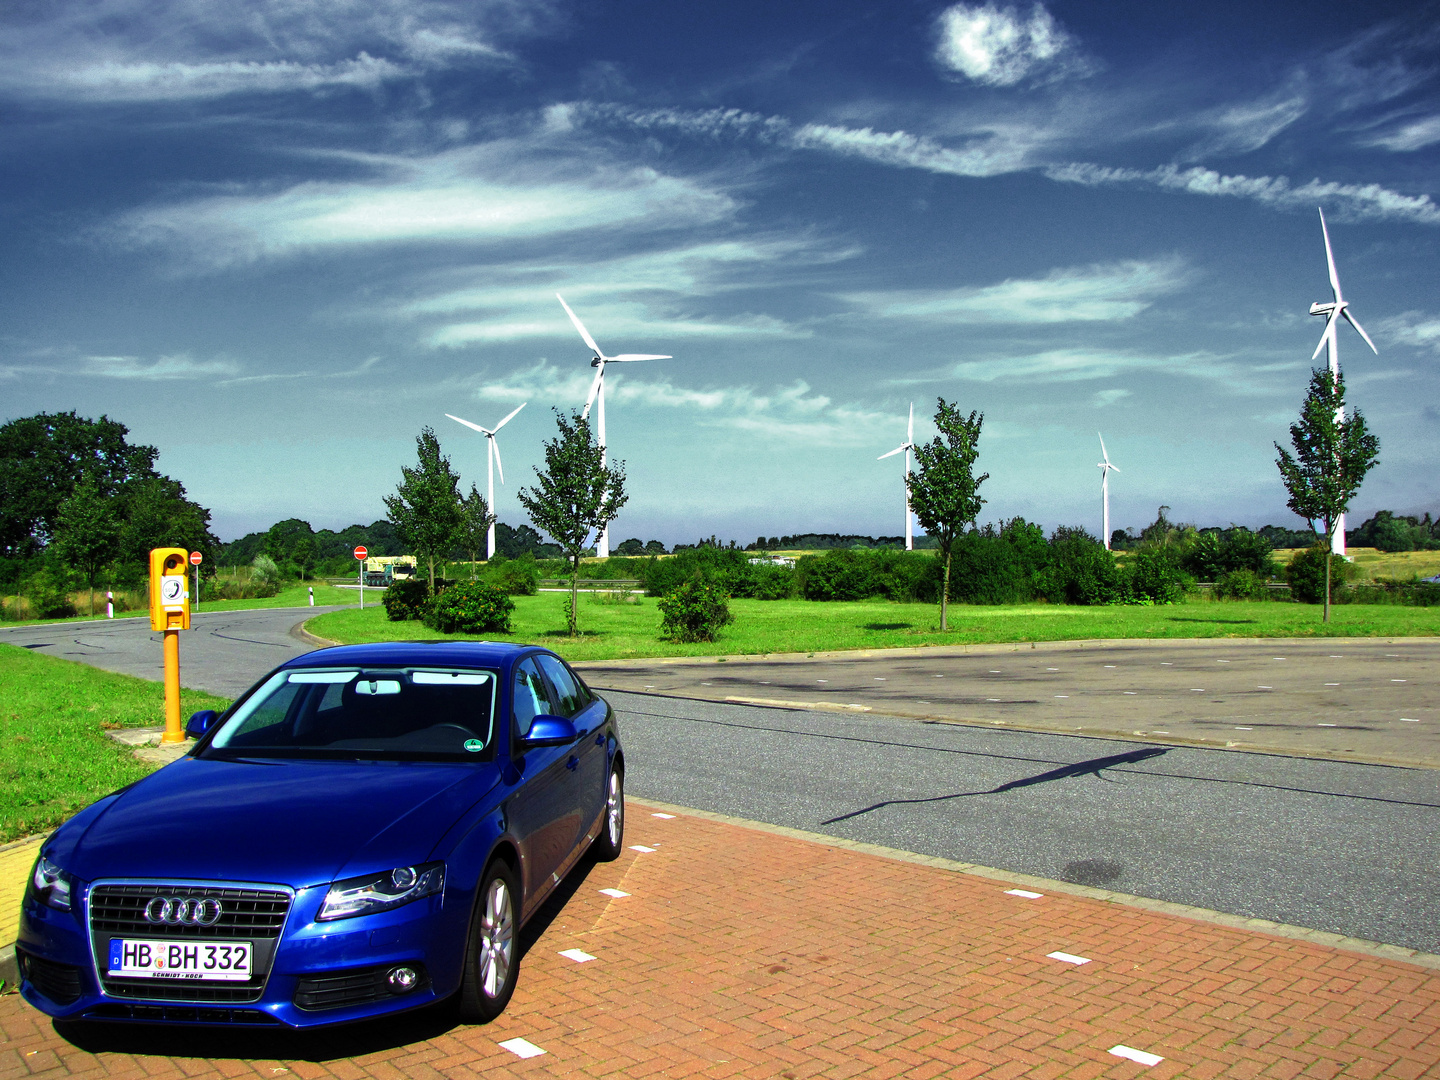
[612,689,1440,956]
[5,608,1437,953]
[0,607,348,698]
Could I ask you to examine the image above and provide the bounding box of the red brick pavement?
[3,803,1438,1079]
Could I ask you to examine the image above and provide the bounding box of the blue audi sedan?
[16,641,625,1028]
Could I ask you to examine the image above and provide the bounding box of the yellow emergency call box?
[149,547,191,631]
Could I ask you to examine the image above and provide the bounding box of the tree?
[265,519,317,579]
[52,477,121,615]
[1275,365,1380,623]
[516,410,627,635]
[906,399,988,631]
[383,427,465,593]
[459,484,495,577]
[116,476,219,580]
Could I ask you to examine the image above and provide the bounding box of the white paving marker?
[1006,889,1044,899]
[1235,726,1253,730]
[1392,679,1407,683]
[987,698,1001,702]
[1191,688,1205,692]
[1047,951,1091,965]
[1055,695,1069,699]
[989,669,1001,673]
[1401,718,1419,722]
[817,679,828,683]
[1318,723,1336,727]
[1325,683,1340,686]
[1331,655,1343,658]
[874,677,886,681]
[599,888,629,898]
[1047,667,1059,671]
[1152,730,1169,734]
[559,949,596,963]
[652,812,676,819]
[628,845,656,853]
[1258,685,1272,689]
[499,1038,546,1059]
[1109,1045,1163,1067]
[1161,662,1172,666]
[1105,665,1117,668]
[917,700,930,704]
[1124,691,1137,695]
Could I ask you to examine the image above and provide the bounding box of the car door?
[506,655,578,912]
[536,653,608,849]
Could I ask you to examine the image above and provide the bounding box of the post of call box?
[149,548,190,744]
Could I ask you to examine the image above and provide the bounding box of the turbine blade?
[878,446,905,460]
[1343,309,1379,355]
[446,413,490,435]
[1319,208,1342,302]
[556,293,604,357]
[493,401,527,432]
[907,401,913,443]
[582,365,603,418]
[1110,464,1120,472]
[1311,310,1338,361]
[491,438,504,486]
[608,354,672,362]
[1098,432,1110,464]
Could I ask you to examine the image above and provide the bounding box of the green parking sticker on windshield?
[464,739,483,753]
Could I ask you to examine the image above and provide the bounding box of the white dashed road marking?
[629,845,656,853]
[652,812,676,819]
[559,949,596,963]
[599,888,629,898]
[1047,951,1091,965]
[1005,889,1043,899]
[1109,1045,1164,1067]
[499,1038,546,1059]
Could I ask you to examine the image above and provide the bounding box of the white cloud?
[841,258,1188,324]
[1359,115,1440,153]
[1092,389,1131,408]
[933,2,1090,87]
[1378,311,1440,354]
[792,122,1033,178]
[116,147,734,263]
[1046,162,1440,225]
[0,0,527,102]
[932,347,1302,389]
[1184,89,1309,159]
[80,354,239,380]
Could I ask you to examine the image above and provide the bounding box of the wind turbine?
[1309,207,1378,557]
[556,293,672,558]
[1098,433,1120,550]
[445,402,527,560]
[878,403,916,550]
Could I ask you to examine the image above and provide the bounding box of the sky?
[2,0,1437,545]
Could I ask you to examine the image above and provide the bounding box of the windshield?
[204,668,497,760]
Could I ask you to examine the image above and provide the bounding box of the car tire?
[590,765,625,862]
[456,859,521,1023]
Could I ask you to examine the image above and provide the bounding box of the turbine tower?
[878,402,916,550]
[1098,433,1120,550]
[1309,207,1378,557]
[445,402,527,560]
[556,294,672,558]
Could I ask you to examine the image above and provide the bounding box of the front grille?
[83,1003,281,1025]
[294,965,430,1011]
[89,881,292,1005]
[90,884,289,939]
[19,951,85,1004]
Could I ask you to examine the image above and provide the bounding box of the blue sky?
[3,0,1437,545]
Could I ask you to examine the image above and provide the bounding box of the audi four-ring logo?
[144,897,224,926]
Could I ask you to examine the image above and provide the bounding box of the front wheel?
[591,766,625,861]
[456,860,520,1022]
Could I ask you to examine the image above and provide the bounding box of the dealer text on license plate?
[108,939,252,981]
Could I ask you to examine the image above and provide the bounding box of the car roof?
[281,640,541,671]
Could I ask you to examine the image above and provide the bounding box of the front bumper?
[17,879,467,1028]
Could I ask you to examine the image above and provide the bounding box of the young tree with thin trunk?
[1275,365,1380,623]
[53,476,121,616]
[517,410,627,636]
[384,427,465,594]
[460,484,495,577]
[907,399,988,631]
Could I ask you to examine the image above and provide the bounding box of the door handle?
[595,734,606,746]
[566,756,579,771]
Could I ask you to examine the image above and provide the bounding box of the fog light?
[386,965,420,993]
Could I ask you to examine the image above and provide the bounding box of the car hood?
[60,756,502,888]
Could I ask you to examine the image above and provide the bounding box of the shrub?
[644,548,754,597]
[1214,568,1268,600]
[424,580,515,634]
[1035,527,1122,605]
[750,564,797,600]
[1284,544,1356,604]
[204,577,280,601]
[1125,549,1194,604]
[383,578,432,622]
[250,554,282,586]
[947,533,1032,604]
[480,553,540,595]
[23,566,76,619]
[795,549,933,602]
[658,576,734,643]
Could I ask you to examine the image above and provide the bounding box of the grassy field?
[307,591,1439,664]
[0,580,358,628]
[0,645,232,843]
[1270,546,1440,580]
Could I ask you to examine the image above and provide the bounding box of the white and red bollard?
[308,586,315,607]
[106,591,113,619]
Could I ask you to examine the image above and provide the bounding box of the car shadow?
[52,854,607,1062]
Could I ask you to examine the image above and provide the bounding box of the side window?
[512,658,553,739]
[536,654,587,718]
[227,682,302,746]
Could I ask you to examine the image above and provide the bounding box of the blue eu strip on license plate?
[108,938,252,981]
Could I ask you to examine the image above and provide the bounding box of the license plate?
[108,939,252,981]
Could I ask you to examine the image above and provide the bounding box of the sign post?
[190,551,203,612]
[354,546,368,610]
[148,548,191,744]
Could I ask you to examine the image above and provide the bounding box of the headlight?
[31,855,73,912]
[317,862,444,922]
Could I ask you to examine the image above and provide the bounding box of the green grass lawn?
[307,592,1439,664]
[0,581,357,628]
[0,645,232,843]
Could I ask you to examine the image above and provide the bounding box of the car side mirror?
[186,710,219,739]
[521,715,577,748]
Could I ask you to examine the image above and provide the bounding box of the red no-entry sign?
[354,546,368,560]
[189,551,203,565]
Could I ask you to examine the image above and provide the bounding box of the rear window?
[204,668,497,760]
